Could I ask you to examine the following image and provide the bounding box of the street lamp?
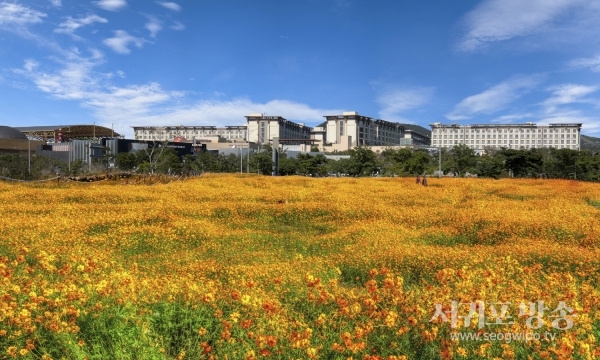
[247,128,258,173]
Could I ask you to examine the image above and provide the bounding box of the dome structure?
[0,126,28,140]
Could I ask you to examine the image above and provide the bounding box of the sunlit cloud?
[156,1,181,11]
[103,30,145,54]
[94,0,127,12]
[446,74,545,120]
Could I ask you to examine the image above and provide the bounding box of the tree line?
[3,144,600,181]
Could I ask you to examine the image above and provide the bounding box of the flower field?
[1,174,600,359]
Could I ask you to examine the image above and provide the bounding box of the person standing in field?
[416,174,421,184]
[422,175,428,186]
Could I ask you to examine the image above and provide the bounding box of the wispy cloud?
[0,2,46,27]
[54,14,107,36]
[372,83,434,122]
[445,74,545,120]
[49,0,61,7]
[569,55,600,72]
[103,30,145,54]
[170,21,184,30]
[457,0,593,52]
[144,15,162,37]
[94,0,127,12]
[490,113,534,123]
[156,1,181,12]
[14,54,341,137]
[541,84,599,113]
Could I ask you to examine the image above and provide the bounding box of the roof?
[0,126,28,140]
[14,125,120,139]
[402,124,431,136]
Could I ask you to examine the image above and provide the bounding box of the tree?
[447,144,476,176]
[116,152,137,171]
[405,151,431,175]
[251,151,273,175]
[155,148,181,174]
[474,154,504,178]
[278,155,299,176]
[192,151,219,173]
[500,149,542,177]
[138,140,171,174]
[347,147,379,176]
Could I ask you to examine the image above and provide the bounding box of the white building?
[430,122,582,154]
[133,126,247,142]
[245,114,311,144]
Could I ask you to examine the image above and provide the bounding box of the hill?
[581,134,600,152]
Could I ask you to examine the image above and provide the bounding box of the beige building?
[323,111,405,148]
[133,126,248,142]
[245,114,311,144]
[430,122,582,154]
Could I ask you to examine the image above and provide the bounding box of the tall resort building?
[245,114,311,144]
[430,122,582,154]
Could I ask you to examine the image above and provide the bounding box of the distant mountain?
[581,134,600,152]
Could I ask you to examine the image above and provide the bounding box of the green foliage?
[500,148,543,177]
[116,152,137,171]
[251,151,273,175]
[474,154,504,179]
[348,147,380,176]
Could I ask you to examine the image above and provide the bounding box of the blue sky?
[1,0,600,138]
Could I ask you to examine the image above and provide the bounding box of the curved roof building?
[14,125,120,141]
[0,125,44,153]
[0,126,28,140]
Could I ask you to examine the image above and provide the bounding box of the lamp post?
[28,136,31,175]
[246,128,258,173]
[438,146,442,178]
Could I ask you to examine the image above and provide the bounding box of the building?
[401,124,432,146]
[323,112,405,149]
[0,126,44,154]
[317,111,430,151]
[15,125,120,142]
[245,114,311,145]
[430,122,582,154]
[132,126,248,142]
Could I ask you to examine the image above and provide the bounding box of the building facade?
[323,112,405,148]
[132,126,248,142]
[430,122,582,154]
[245,114,311,144]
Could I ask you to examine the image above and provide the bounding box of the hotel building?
[133,126,248,142]
[245,114,311,144]
[430,122,582,154]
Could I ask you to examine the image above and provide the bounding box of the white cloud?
[23,59,39,72]
[103,30,145,54]
[15,56,341,137]
[55,14,107,36]
[457,0,592,52]
[170,21,184,30]
[145,16,162,37]
[372,84,434,122]
[537,112,599,131]
[541,84,599,113]
[570,55,600,72]
[156,1,180,11]
[0,2,46,26]
[445,74,545,120]
[49,0,61,7]
[94,0,127,11]
[490,113,534,123]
